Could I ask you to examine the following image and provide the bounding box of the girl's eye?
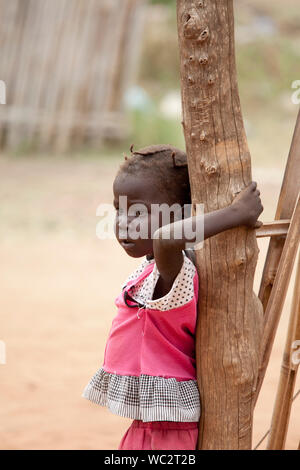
[134,210,147,218]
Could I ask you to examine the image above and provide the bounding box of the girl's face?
[113,173,172,258]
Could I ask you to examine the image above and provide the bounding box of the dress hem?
[82,368,201,423]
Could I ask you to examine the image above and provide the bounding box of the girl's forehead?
[113,173,161,204]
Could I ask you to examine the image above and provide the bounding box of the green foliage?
[99,108,185,156]
[138,6,179,99]
[127,109,185,150]
[149,0,174,5]
[236,37,300,111]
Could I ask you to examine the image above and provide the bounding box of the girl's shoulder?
[121,257,155,290]
[120,251,198,310]
[144,251,197,311]
[121,250,196,290]
[123,251,196,311]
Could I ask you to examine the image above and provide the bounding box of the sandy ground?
[0,155,299,450]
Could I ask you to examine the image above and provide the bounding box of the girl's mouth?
[120,240,135,250]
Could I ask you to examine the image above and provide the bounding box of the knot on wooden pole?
[236,256,246,267]
[208,74,216,86]
[203,162,220,175]
[183,14,199,39]
[198,27,210,42]
[199,54,208,65]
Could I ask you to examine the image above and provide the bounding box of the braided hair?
[116,144,191,207]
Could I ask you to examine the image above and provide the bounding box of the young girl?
[82,144,263,450]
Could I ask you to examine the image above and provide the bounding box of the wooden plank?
[37,0,69,149]
[73,0,112,146]
[107,0,146,112]
[0,0,27,147]
[53,0,85,152]
[84,0,130,147]
[54,0,95,153]
[255,220,290,238]
[6,0,45,149]
[23,0,63,147]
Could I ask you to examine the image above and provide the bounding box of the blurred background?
[0,0,299,449]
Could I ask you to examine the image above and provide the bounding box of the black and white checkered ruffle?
[82,368,200,422]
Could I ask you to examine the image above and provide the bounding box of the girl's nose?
[116,215,128,238]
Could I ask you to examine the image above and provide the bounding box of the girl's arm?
[153,181,263,290]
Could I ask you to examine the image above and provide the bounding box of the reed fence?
[0,0,145,152]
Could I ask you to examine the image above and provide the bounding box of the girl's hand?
[231,181,264,228]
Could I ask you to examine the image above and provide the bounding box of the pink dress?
[82,251,200,449]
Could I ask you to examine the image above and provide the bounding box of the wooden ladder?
[253,108,300,449]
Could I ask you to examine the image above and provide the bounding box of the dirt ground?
[0,155,299,450]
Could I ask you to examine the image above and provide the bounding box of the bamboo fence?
[0,0,146,152]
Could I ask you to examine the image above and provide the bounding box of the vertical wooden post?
[177,0,263,449]
[267,249,300,449]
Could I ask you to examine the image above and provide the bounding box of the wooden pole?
[266,249,300,449]
[254,193,300,406]
[177,0,263,449]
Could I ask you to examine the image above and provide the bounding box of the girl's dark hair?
[116,144,191,206]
